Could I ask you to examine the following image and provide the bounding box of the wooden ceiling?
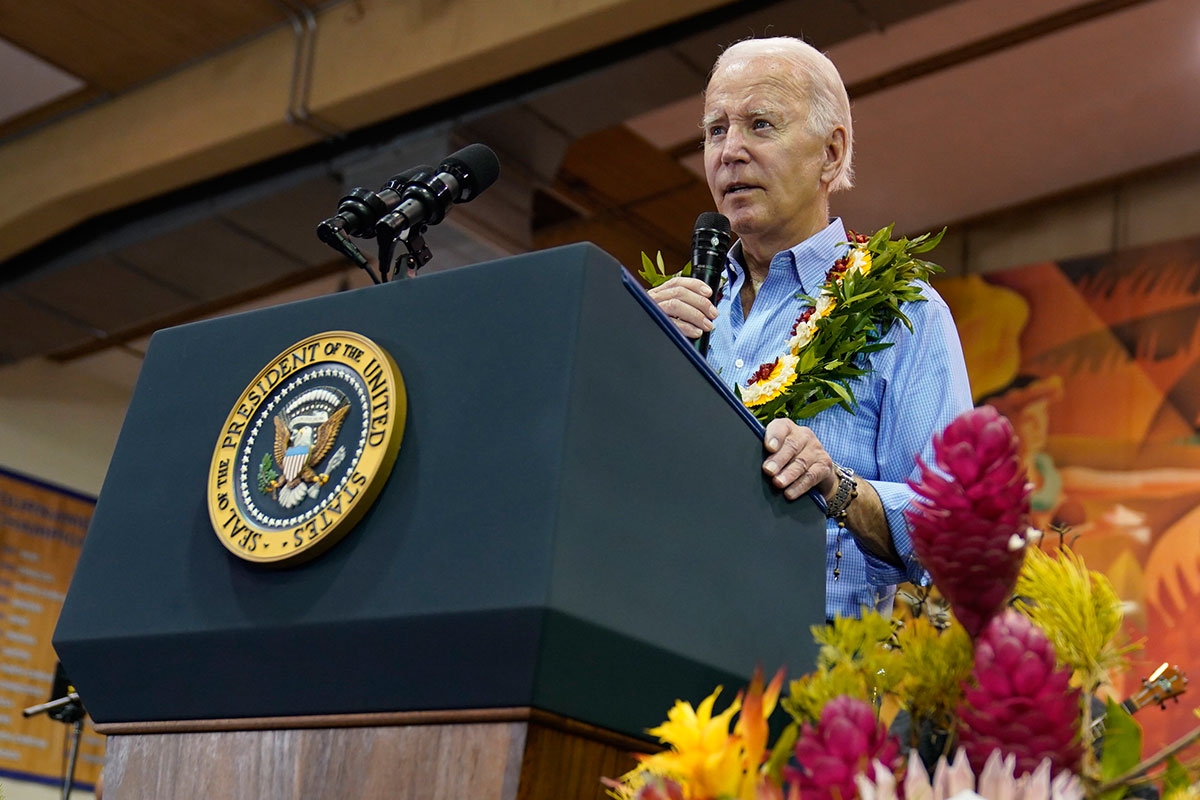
[0,0,324,139]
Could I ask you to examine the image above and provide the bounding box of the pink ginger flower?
[958,610,1084,780]
[906,406,1033,637]
[785,695,900,800]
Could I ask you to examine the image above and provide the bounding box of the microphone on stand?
[375,143,501,239]
[315,143,500,281]
[691,211,732,357]
[315,166,433,283]
[319,165,433,239]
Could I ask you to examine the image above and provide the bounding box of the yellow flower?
[741,355,800,408]
[814,293,837,319]
[625,670,785,800]
[847,246,872,275]
[633,687,744,799]
[1014,546,1135,691]
[892,616,973,732]
[787,320,816,354]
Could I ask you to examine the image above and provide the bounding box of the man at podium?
[649,37,972,619]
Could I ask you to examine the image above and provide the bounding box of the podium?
[53,243,825,798]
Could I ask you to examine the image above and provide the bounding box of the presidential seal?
[207,331,406,565]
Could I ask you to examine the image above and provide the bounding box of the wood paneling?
[100,710,645,800]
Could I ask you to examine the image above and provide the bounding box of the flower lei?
[738,225,945,424]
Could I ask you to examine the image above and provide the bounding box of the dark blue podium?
[53,243,825,799]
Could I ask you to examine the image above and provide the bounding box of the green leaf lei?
[642,225,946,424]
[740,225,945,423]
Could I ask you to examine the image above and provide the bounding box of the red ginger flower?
[957,609,1083,780]
[905,406,1032,637]
[785,695,900,800]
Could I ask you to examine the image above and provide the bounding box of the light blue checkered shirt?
[705,219,973,619]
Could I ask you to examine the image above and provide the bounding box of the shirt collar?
[725,218,850,293]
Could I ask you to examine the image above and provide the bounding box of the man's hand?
[762,418,837,501]
[648,276,718,339]
[763,419,899,564]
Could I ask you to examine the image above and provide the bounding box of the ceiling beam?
[0,0,731,266]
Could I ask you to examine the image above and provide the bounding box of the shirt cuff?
[860,479,929,588]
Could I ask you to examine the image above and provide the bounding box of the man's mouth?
[725,183,760,196]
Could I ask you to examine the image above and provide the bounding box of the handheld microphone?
[692,211,732,356]
[376,143,501,238]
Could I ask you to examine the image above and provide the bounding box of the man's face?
[702,54,842,254]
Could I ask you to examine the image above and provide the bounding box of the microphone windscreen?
[694,211,731,234]
[443,143,501,196]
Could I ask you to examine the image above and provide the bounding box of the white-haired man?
[649,37,972,619]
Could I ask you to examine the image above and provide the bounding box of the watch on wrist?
[825,463,858,523]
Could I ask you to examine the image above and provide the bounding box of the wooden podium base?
[95,708,645,800]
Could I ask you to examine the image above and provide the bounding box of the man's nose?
[720,126,750,163]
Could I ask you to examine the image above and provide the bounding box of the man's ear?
[821,126,848,186]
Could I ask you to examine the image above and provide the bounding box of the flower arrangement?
[640,226,944,424]
[610,406,1200,800]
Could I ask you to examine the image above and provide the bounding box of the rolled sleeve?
[867,287,972,587]
[863,479,928,586]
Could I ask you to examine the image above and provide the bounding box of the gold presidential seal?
[207,331,405,565]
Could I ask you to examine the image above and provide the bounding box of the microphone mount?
[24,665,88,800]
[316,144,500,283]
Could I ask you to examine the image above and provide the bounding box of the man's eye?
[707,125,726,138]
[753,119,773,130]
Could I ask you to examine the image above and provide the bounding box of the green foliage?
[892,616,974,735]
[787,610,972,745]
[749,226,946,424]
[784,612,902,725]
[257,453,278,494]
[1099,699,1143,800]
[764,721,800,785]
[784,663,873,725]
[638,251,691,287]
[1162,756,1192,798]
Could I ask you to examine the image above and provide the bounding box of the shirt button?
[735,358,744,369]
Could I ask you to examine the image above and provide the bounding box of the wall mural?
[939,233,1200,752]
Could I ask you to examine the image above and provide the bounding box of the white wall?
[0,354,136,497]
[2,778,95,800]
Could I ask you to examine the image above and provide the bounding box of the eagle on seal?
[271,404,350,496]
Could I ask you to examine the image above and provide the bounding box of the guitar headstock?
[1128,664,1188,713]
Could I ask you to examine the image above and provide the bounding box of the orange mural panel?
[945,233,1200,753]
